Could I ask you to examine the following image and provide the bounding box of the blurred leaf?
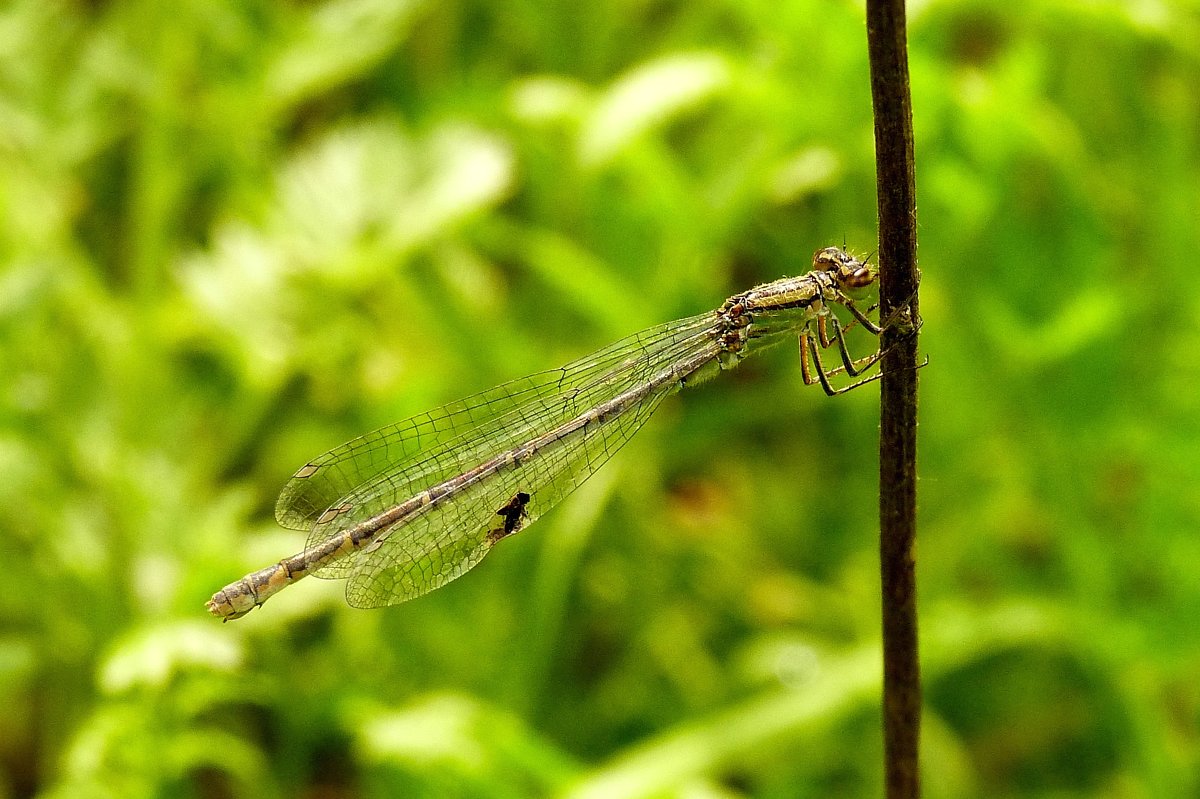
[357,693,580,796]
[580,53,732,168]
[266,0,425,111]
[98,622,242,694]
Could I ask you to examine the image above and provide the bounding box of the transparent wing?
[284,312,721,602]
[276,312,718,534]
[275,371,563,532]
[343,367,681,607]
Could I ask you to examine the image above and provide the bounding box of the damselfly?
[207,247,901,620]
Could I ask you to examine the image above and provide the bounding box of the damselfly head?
[812,246,876,292]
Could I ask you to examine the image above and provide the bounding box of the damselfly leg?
[800,328,886,395]
[817,313,880,378]
[800,287,920,396]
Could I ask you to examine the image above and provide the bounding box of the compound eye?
[842,266,876,289]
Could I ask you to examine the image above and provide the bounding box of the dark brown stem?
[865,0,922,797]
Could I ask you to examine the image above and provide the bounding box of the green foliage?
[2,0,1198,796]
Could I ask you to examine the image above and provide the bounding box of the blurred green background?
[2,0,1198,796]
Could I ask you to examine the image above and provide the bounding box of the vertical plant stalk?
[865,0,922,797]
